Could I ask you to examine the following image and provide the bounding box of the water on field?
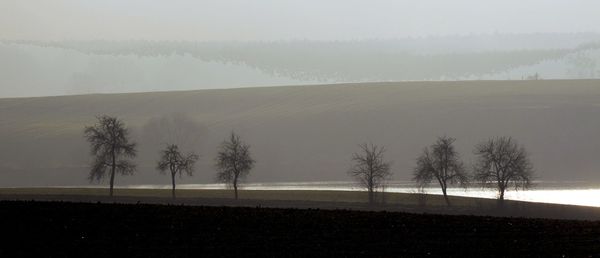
[122,181,600,207]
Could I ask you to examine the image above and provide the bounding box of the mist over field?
[1,1,600,188]
[2,0,600,97]
[2,35,600,97]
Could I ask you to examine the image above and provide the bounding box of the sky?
[1,0,599,41]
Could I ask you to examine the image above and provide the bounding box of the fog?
[2,1,600,97]
[2,1,600,187]
[2,36,600,97]
[2,0,600,41]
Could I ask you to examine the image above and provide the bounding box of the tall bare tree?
[414,136,468,206]
[348,143,392,204]
[215,132,255,200]
[84,115,137,197]
[473,136,534,203]
[156,144,199,199]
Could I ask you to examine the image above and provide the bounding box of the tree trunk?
[171,172,176,199]
[109,147,117,197]
[109,151,116,197]
[442,187,450,206]
[368,174,374,205]
[233,175,239,200]
[109,168,115,197]
[497,187,506,208]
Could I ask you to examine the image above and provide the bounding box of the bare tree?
[156,144,199,199]
[473,136,534,203]
[414,136,468,206]
[215,132,255,200]
[84,115,136,197]
[348,143,392,204]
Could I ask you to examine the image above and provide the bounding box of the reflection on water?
[121,181,600,207]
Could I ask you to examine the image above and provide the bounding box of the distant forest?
[2,33,600,97]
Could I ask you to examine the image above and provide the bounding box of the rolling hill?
[1,79,600,186]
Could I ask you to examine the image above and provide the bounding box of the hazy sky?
[1,0,599,41]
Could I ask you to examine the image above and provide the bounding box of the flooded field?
[113,181,600,207]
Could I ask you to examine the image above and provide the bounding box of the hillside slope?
[1,80,600,186]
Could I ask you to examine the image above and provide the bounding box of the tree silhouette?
[348,143,392,204]
[84,115,136,197]
[414,136,468,206]
[473,136,534,203]
[215,132,255,200]
[157,144,199,199]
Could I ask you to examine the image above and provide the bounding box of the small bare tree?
[84,115,137,197]
[215,132,255,200]
[473,136,534,203]
[157,144,199,199]
[414,136,468,206]
[348,143,392,204]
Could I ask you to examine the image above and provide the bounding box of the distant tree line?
[16,39,590,82]
[84,115,534,206]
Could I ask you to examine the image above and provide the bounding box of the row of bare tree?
[84,115,534,205]
[349,136,534,205]
[84,115,254,199]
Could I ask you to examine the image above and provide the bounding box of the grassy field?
[3,79,600,187]
[1,200,600,257]
[0,187,473,206]
[3,187,600,220]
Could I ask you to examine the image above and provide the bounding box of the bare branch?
[473,136,534,202]
[214,132,255,199]
[83,115,137,196]
[348,143,392,204]
[156,144,199,198]
[413,136,468,206]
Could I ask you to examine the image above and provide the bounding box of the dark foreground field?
[1,201,599,257]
